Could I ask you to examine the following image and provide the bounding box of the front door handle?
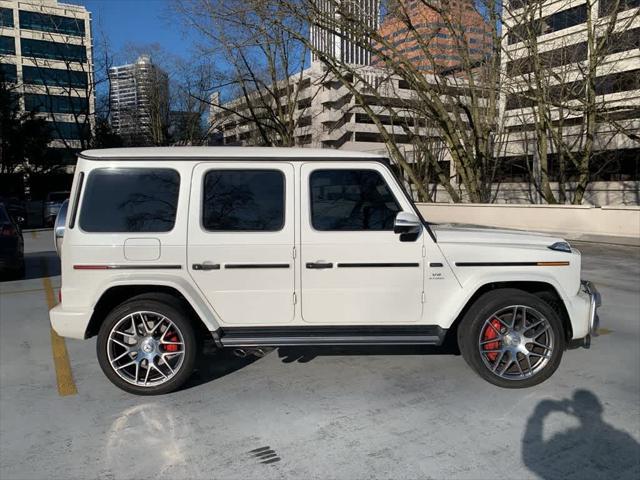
[306,261,333,269]
[192,262,220,271]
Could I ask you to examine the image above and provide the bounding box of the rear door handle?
[192,262,220,271]
[306,261,333,269]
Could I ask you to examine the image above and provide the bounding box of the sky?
[71,0,197,64]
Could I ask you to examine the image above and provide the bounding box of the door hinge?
[421,245,426,257]
[293,246,297,259]
[421,291,425,304]
[293,292,297,304]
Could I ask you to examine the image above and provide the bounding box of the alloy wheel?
[478,305,554,380]
[107,311,186,387]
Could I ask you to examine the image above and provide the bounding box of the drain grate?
[249,446,281,464]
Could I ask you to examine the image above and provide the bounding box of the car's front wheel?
[97,296,197,395]
[458,289,565,388]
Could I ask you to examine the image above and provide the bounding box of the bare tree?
[176,0,326,147]
[502,0,640,204]
[212,0,507,202]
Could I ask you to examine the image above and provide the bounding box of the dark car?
[44,191,70,227]
[0,203,25,279]
[0,196,27,226]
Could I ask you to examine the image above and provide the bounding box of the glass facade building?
[0,0,93,161]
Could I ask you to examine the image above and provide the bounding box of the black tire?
[457,288,565,388]
[97,294,197,395]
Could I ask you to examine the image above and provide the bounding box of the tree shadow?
[522,390,640,479]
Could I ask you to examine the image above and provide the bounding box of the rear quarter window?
[79,168,180,233]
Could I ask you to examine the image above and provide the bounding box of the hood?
[432,223,566,247]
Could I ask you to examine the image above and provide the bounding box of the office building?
[109,54,169,145]
[0,0,94,165]
[501,0,640,204]
[374,0,492,72]
[310,0,381,66]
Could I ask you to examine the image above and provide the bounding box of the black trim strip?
[430,262,443,268]
[337,262,420,268]
[225,263,290,269]
[218,325,446,347]
[306,262,333,269]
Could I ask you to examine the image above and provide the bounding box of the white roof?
[80,147,386,161]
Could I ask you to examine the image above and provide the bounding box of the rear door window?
[79,168,179,232]
[202,169,284,231]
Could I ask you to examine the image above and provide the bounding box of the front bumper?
[580,280,602,344]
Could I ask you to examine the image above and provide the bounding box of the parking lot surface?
[1,231,639,479]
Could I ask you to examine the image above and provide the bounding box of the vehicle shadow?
[278,339,460,363]
[182,347,260,390]
[24,250,60,279]
[0,250,60,283]
[183,339,460,389]
[522,390,640,479]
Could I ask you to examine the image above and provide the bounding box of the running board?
[217,325,446,347]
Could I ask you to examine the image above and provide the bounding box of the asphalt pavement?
[0,231,638,479]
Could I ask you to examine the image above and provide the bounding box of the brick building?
[373,0,491,72]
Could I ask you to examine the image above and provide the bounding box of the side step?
[217,325,446,347]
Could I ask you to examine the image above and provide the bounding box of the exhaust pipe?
[232,348,248,358]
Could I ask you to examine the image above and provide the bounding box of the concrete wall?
[416,203,640,246]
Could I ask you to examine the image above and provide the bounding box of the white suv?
[50,147,601,395]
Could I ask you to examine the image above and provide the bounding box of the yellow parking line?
[42,268,77,396]
[31,230,37,240]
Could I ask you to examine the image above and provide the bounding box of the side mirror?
[393,211,421,235]
[15,216,25,227]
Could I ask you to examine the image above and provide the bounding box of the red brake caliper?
[163,332,180,352]
[483,319,502,362]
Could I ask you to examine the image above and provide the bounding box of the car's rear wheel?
[97,297,197,395]
[458,289,565,388]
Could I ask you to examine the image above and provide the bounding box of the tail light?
[58,289,62,304]
[0,225,17,237]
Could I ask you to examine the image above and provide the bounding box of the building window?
[0,7,13,28]
[589,148,640,181]
[599,0,640,17]
[202,170,285,231]
[47,121,90,140]
[21,38,87,62]
[22,65,88,88]
[601,27,640,55]
[507,42,587,75]
[508,5,587,44]
[0,63,17,82]
[495,156,532,182]
[24,93,89,114]
[595,69,640,95]
[296,134,313,145]
[80,169,180,233]
[298,116,312,127]
[19,10,85,36]
[0,35,15,55]
[297,97,312,109]
[309,169,401,231]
